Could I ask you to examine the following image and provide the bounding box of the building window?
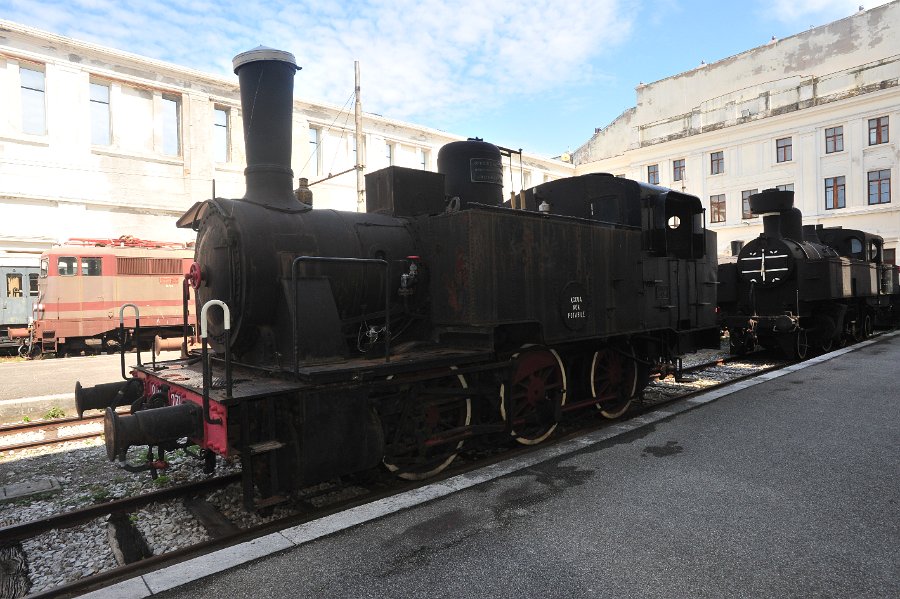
[868,116,889,145]
[213,107,229,163]
[29,273,39,296]
[647,164,659,185]
[20,66,46,135]
[710,151,724,175]
[90,82,111,146]
[776,137,792,163]
[710,194,726,223]
[385,141,393,166]
[868,170,891,205]
[673,159,685,181]
[776,183,794,192]
[825,176,845,210]
[417,148,428,170]
[885,248,896,266]
[741,189,757,219]
[161,95,181,156]
[309,127,321,176]
[825,126,843,154]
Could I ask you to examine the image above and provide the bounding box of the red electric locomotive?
[19,237,195,356]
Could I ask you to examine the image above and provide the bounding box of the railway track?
[2,347,798,598]
[0,415,106,452]
[0,474,241,544]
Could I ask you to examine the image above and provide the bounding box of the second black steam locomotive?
[77,47,720,509]
[718,189,899,358]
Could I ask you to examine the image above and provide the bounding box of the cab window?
[40,258,49,278]
[82,257,103,276]
[6,273,23,297]
[849,238,863,257]
[868,240,881,263]
[58,257,78,276]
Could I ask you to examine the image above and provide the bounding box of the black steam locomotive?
[77,47,720,509]
[718,189,899,358]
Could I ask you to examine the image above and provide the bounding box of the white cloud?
[758,0,893,23]
[3,0,633,131]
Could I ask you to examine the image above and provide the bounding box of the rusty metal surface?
[423,207,698,345]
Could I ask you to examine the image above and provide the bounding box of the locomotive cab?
[645,190,706,259]
[818,228,884,264]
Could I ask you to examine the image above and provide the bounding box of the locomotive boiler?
[718,189,899,357]
[77,47,721,509]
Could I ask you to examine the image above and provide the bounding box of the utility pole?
[354,61,365,212]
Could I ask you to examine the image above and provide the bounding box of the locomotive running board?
[292,347,494,385]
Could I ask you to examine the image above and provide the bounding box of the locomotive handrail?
[290,256,392,375]
[182,278,191,358]
[119,304,141,380]
[200,300,231,425]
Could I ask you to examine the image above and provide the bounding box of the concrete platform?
[82,333,899,598]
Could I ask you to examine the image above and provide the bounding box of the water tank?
[437,139,503,208]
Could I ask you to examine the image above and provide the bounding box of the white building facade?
[573,2,900,262]
[0,21,572,256]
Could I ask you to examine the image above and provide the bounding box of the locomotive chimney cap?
[232,46,300,73]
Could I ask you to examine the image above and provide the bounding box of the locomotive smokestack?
[749,189,796,240]
[233,47,301,209]
[780,207,803,241]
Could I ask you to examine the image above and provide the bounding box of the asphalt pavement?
[0,351,179,421]
[83,332,899,599]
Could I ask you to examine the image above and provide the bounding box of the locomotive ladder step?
[248,440,285,455]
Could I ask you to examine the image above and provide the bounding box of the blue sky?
[0,0,891,156]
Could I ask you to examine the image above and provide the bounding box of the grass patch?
[89,486,110,503]
[43,406,66,419]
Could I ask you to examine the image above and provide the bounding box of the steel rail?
[0,473,241,543]
[0,414,103,433]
